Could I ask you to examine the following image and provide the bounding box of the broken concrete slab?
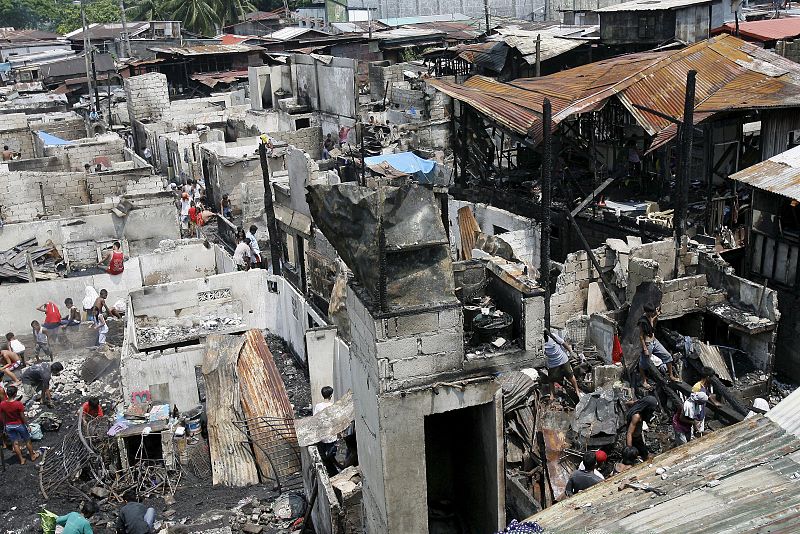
[586,282,608,315]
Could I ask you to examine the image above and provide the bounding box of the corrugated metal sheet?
[237,329,299,481]
[491,26,596,64]
[596,0,712,11]
[202,334,260,487]
[729,144,800,201]
[528,414,800,532]
[716,18,800,42]
[150,44,262,56]
[767,381,800,438]
[431,35,800,148]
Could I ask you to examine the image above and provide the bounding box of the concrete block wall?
[7,156,71,173]
[44,134,125,172]
[30,115,86,141]
[125,72,170,121]
[0,170,89,221]
[658,274,708,318]
[551,246,615,328]
[277,126,323,160]
[240,180,266,221]
[346,285,465,392]
[0,126,35,158]
[426,82,452,122]
[390,87,425,112]
[369,63,407,100]
[125,175,164,195]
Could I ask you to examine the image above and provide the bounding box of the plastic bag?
[82,286,99,311]
[39,509,57,534]
[113,299,127,313]
[28,423,43,441]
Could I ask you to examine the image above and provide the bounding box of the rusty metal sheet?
[237,329,299,481]
[730,147,800,201]
[431,35,800,148]
[540,408,573,502]
[202,334,260,487]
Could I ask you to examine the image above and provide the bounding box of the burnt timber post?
[541,98,552,331]
[259,142,283,276]
[674,70,696,277]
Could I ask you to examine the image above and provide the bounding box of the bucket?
[186,420,201,435]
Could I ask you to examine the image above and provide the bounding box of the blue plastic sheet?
[364,151,438,184]
[37,131,73,146]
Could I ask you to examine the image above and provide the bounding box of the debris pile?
[136,309,246,346]
[0,237,65,282]
[227,492,306,533]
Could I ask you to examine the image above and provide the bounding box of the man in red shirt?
[36,301,61,330]
[101,241,125,275]
[0,385,40,464]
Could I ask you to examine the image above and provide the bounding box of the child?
[0,385,40,464]
[1,348,21,384]
[221,194,232,220]
[31,321,53,362]
[61,298,81,327]
[93,308,109,347]
[5,332,26,366]
[188,200,197,238]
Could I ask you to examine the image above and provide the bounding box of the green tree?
[126,0,167,22]
[55,0,122,34]
[164,0,219,36]
[217,0,256,28]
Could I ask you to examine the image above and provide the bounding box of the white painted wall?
[120,345,205,410]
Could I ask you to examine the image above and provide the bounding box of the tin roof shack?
[526,387,800,533]
[129,44,264,97]
[224,11,287,36]
[0,29,71,63]
[730,145,800,382]
[428,35,800,261]
[596,0,734,50]
[65,21,183,58]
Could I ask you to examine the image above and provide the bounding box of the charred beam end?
[259,141,283,277]
[541,98,552,331]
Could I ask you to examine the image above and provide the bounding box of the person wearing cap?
[672,391,709,445]
[565,450,603,497]
[544,330,582,400]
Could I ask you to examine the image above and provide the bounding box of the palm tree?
[217,0,256,28]
[165,0,219,36]
[126,0,167,21]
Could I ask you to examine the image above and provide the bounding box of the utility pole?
[80,0,95,118]
[541,98,552,331]
[259,142,283,276]
[118,0,132,57]
[674,70,696,278]
[483,0,490,34]
[535,34,541,77]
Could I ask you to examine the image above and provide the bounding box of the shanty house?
[730,145,800,382]
[596,0,735,48]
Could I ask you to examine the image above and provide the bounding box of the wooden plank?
[202,334,259,487]
[295,390,354,447]
[237,329,299,481]
[457,205,481,260]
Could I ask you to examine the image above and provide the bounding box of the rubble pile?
[136,309,246,345]
[226,493,306,533]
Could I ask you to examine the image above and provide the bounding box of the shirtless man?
[1,348,21,384]
[1,145,13,161]
[94,289,122,319]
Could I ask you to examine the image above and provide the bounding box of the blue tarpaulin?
[364,152,439,184]
[37,131,73,146]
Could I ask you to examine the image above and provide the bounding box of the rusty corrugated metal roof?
[429,35,800,148]
[150,44,262,56]
[729,144,800,201]
[527,412,800,533]
[715,18,800,42]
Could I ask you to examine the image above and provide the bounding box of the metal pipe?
[541,98,552,331]
[535,34,541,77]
[258,142,283,276]
[80,0,94,125]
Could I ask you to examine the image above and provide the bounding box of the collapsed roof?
[428,35,800,151]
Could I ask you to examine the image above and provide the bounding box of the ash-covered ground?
[1,323,312,534]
